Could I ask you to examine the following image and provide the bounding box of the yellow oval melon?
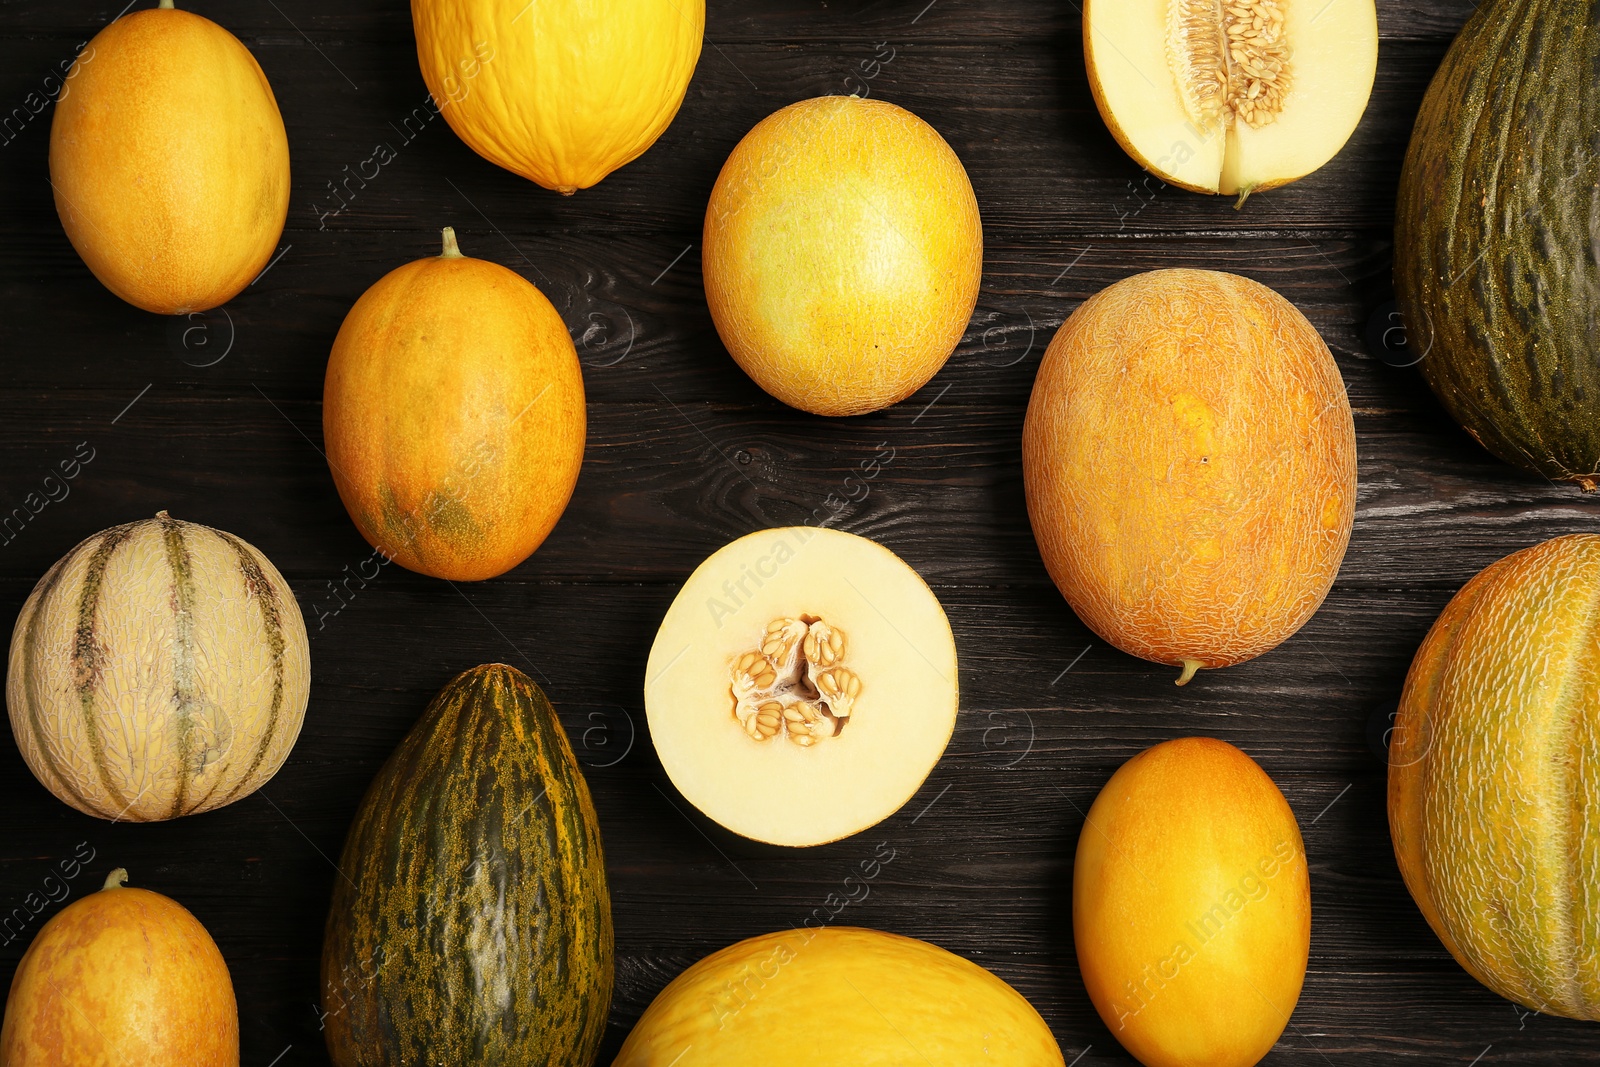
[413,0,703,193]
[645,527,958,846]
[614,926,1064,1066]
[5,512,310,822]
[1389,533,1600,1020]
[703,96,983,416]
[0,869,238,1066]
[1022,268,1355,685]
[1075,737,1310,1067]
[49,0,290,314]
[1084,0,1377,197]
[323,228,586,581]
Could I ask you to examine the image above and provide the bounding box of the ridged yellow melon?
[614,927,1064,1066]
[412,0,703,193]
[5,512,310,821]
[49,0,290,313]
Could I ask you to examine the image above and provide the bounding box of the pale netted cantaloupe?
[644,527,958,846]
[1085,0,1377,198]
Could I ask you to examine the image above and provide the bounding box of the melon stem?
[103,868,129,891]
[1175,659,1203,686]
[440,227,463,259]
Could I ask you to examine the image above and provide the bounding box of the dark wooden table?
[2,0,1597,1063]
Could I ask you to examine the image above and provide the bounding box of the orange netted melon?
[1022,268,1355,685]
[1084,0,1377,198]
[614,927,1064,1066]
[49,0,289,313]
[412,0,703,193]
[323,228,586,581]
[1389,534,1600,1020]
[1075,737,1310,1067]
[645,527,958,846]
[0,869,238,1066]
[6,512,310,822]
[703,96,982,416]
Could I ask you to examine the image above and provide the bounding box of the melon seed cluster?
[1171,0,1292,130]
[731,616,862,746]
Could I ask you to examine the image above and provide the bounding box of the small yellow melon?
[49,0,290,313]
[644,527,958,846]
[0,869,239,1066]
[1075,737,1311,1067]
[1085,0,1377,197]
[322,228,586,582]
[703,96,983,416]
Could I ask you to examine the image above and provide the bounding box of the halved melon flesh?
[1085,0,1377,197]
[644,527,959,847]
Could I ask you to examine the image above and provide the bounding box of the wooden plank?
[0,0,1477,44]
[0,36,1447,237]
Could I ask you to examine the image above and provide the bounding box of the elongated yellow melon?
[1075,737,1310,1067]
[49,0,289,313]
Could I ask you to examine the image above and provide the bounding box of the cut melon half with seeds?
[1085,0,1377,198]
[645,527,958,847]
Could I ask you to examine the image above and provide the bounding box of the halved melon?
[644,527,958,847]
[1085,0,1378,197]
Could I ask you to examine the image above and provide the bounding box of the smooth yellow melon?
[1075,737,1310,1067]
[0,869,238,1067]
[614,927,1065,1066]
[1085,0,1377,197]
[323,228,586,582]
[6,512,310,821]
[49,0,290,313]
[644,527,958,846]
[703,96,983,416]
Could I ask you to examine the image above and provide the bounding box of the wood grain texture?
[0,0,1597,1064]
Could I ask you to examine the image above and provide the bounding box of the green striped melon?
[5,511,310,821]
[321,663,613,1067]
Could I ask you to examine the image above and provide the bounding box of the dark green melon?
[321,663,613,1067]
[1395,0,1600,490]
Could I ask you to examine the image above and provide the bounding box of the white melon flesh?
[1085,0,1377,196]
[645,527,958,847]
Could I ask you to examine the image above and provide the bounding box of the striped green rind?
[1395,0,1600,489]
[321,663,614,1067]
